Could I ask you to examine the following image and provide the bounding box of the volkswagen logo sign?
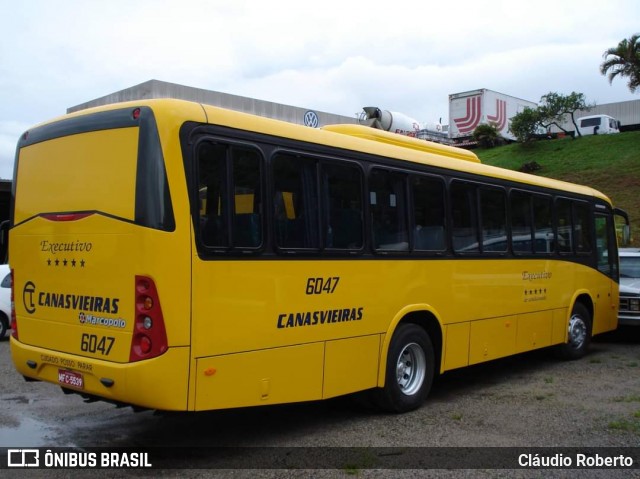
[304,111,319,128]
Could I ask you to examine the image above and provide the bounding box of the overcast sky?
[0,0,638,179]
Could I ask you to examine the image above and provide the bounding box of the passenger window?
[273,155,319,250]
[370,169,408,251]
[411,176,446,251]
[533,195,554,254]
[556,199,573,253]
[197,141,263,250]
[198,142,228,248]
[510,191,533,254]
[480,187,507,253]
[451,181,479,252]
[322,163,363,250]
[574,202,592,253]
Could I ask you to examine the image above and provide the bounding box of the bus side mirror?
[621,224,631,247]
[614,208,631,247]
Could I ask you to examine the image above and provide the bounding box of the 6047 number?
[306,276,340,295]
[80,333,115,356]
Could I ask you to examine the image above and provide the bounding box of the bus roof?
[25,98,612,205]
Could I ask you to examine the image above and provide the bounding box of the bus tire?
[0,312,7,339]
[556,303,592,360]
[375,323,434,413]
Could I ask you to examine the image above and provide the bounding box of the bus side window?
[273,155,319,250]
[322,163,363,250]
[198,142,229,248]
[411,176,446,251]
[510,191,533,254]
[232,150,262,248]
[196,141,263,250]
[370,169,409,251]
[556,199,573,253]
[451,181,479,252]
[480,186,507,253]
[574,201,592,254]
[533,195,554,254]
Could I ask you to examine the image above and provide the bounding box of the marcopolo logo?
[78,311,126,329]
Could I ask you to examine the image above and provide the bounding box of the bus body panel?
[194,342,325,410]
[192,256,616,406]
[12,216,193,357]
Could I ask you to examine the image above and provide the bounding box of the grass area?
[608,412,640,435]
[475,131,640,246]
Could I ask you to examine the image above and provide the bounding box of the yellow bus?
[9,99,629,413]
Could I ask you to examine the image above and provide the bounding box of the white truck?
[576,114,621,136]
[448,89,537,142]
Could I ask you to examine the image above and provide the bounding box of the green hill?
[475,131,640,246]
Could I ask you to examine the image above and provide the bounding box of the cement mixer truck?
[358,107,445,141]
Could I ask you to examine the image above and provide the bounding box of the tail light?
[10,268,17,339]
[129,275,168,362]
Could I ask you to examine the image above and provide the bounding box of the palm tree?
[600,34,640,93]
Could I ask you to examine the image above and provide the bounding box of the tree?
[472,123,503,148]
[538,92,594,138]
[508,92,595,143]
[509,107,542,143]
[600,33,640,93]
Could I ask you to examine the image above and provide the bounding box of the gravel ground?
[1,327,640,478]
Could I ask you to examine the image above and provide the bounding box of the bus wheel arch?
[375,309,442,413]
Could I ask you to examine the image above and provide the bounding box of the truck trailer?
[448,89,537,142]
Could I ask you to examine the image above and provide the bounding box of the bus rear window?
[16,128,138,223]
[14,107,174,231]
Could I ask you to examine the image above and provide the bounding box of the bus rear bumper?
[10,337,191,411]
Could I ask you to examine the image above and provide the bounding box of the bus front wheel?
[556,303,592,360]
[375,323,435,413]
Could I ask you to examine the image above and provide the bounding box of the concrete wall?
[68,79,357,127]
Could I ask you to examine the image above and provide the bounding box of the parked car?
[0,264,10,338]
[619,248,640,326]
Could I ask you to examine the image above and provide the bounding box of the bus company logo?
[23,281,37,314]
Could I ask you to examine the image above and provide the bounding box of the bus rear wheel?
[556,303,592,360]
[375,323,435,413]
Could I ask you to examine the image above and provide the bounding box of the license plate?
[58,369,84,389]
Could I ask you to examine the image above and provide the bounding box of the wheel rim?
[567,314,587,350]
[396,342,426,396]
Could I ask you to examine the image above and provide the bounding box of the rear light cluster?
[129,275,168,362]
[10,268,17,339]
